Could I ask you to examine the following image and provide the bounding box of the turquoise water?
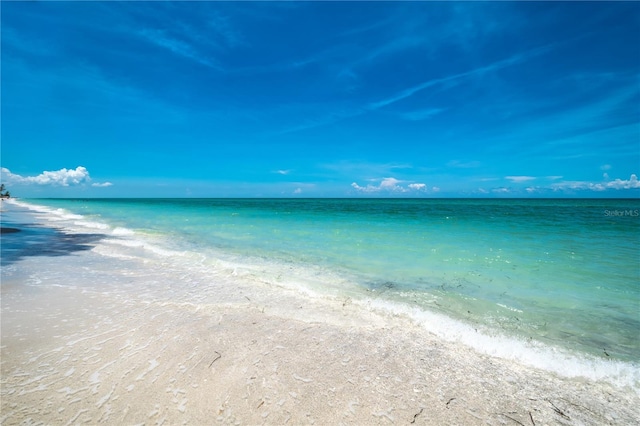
[7,198,640,364]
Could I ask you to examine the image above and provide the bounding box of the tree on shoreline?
[0,183,10,198]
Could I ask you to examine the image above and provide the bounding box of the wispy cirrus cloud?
[485,82,639,161]
[359,36,427,66]
[206,11,245,49]
[505,176,536,183]
[92,182,114,188]
[5,2,637,198]
[276,107,364,135]
[273,42,556,135]
[125,2,245,66]
[368,43,555,111]
[137,28,220,70]
[323,161,413,179]
[399,108,446,121]
[2,27,55,58]
[447,160,481,169]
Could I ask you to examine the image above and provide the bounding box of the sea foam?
[7,199,181,259]
[362,297,640,392]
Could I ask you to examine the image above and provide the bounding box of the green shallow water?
[17,198,640,362]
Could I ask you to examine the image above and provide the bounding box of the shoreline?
[1,201,639,424]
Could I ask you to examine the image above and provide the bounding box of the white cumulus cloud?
[604,174,639,189]
[550,174,639,191]
[379,177,403,190]
[1,166,112,188]
[478,174,640,195]
[408,183,426,190]
[351,177,428,194]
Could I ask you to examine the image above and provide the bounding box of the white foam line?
[112,227,134,236]
[8,200,178,259]
[363,298,640,391]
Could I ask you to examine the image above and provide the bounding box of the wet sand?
[1,222,639,425]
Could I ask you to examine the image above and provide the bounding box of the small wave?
[102,237,184,258]
[58,212,84,220]
[112,227,134,236]
[362,298,640,391]
[496,303,523,313]
[74,220,110,230]
[9,200,114,233]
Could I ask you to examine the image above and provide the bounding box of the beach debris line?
[545,399,570,420]
[208,351,222,369]
[500,412,525,425]
[410,407,424,423]
[558,396,597,417]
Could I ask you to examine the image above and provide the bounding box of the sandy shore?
[1,224,639,425]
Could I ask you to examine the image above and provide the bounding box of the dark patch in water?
[1,227,20,234]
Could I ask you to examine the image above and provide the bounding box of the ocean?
[2,198,639,387]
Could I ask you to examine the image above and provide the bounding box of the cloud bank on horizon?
[1,2,638,197]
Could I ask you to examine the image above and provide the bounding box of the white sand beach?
[2,222,639,426]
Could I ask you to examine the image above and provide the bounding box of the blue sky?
[1,1,639,198]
